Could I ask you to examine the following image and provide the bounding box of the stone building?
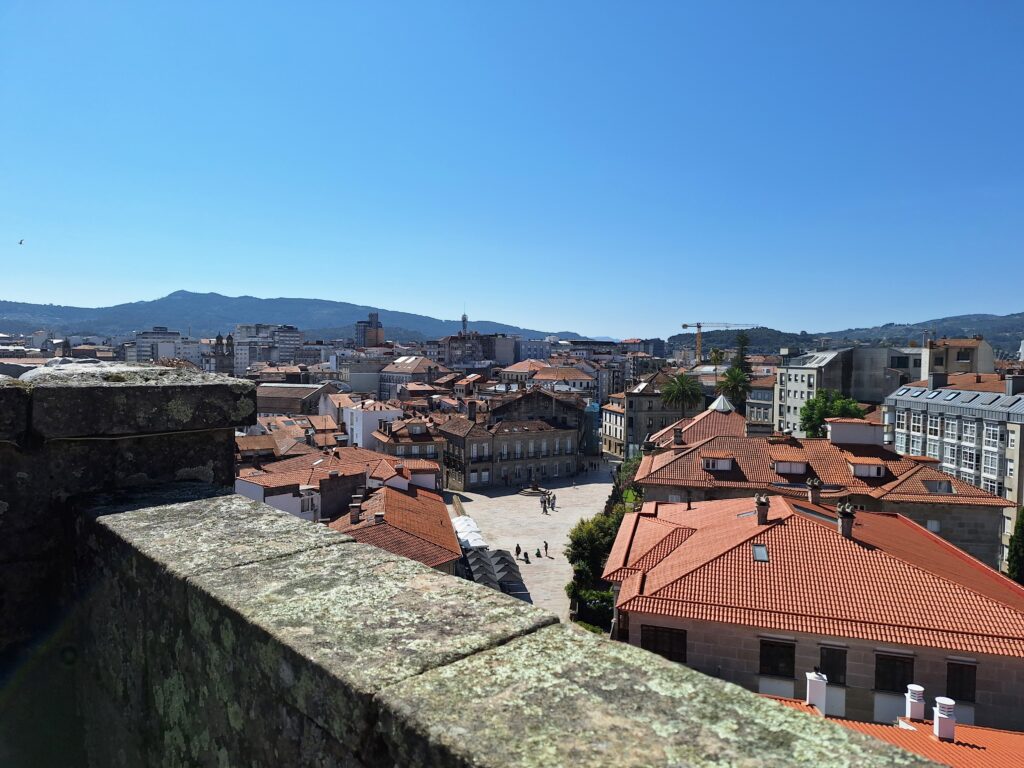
[635,420,1010,568]
[604,495,1024,731]
[624,370,701,458]
[378,355,450,400]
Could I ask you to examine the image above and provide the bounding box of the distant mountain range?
[669,313,1024,356]
[0,291,585,342]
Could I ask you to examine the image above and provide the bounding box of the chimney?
[927,372,947,390]
[349,502,362,525]
[1007,375,1024,396]
[904,684,925,721]
[806,477,822,505]
[467,400,477,422]
[374,510,385,525]
[755,494,769,525]
[673,427,683,446]
[933,697,956,742]
[329,470,339,479]
[805,671,828,712]
[837,502,856,540]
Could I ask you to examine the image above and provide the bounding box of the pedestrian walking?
[551,493,557,508]
[515,543,521,558]
[543,541,549,557]
[523,551,530,564]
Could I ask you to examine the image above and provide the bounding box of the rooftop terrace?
[0,363,935,766]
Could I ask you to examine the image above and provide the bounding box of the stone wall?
[0,366,934,767]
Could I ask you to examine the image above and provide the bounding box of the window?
[640,625,687,664]
[1010,433,1017,449]
[947,662,977,703]
[926,391,941,400]
[895,433,907,453]
[944,417,958,439]
[956,350,972,362]
[910,412,923,433]
[820,647,847,686]
[1008,459,1015,479]
[891,357,909,369]
[752,544,769,562]
[982,478,1004,495]
[909,436,922,455]
[962,422,977,444]
[962,450,978,471]
[984,424,1002,450]
[875,654,914,693]
[926,440,940,460]
[944,444,957,465]
[759,640,795,679]
[927,415,941,437]
[983,452,1000,476]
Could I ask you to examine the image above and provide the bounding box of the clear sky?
[1,2,1022,338]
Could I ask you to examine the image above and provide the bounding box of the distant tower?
[1019,339,1024,362]
[461,313,468,336]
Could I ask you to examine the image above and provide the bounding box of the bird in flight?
[18,239,24,245]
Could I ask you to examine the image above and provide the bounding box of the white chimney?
[904,684,925,720]
[805,671,827,712]
[933,697,956,741]
[755,494,769,525]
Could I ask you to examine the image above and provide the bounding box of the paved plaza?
[447,462,614,620]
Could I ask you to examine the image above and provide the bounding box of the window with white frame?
[910,435,923,455]
[962,450,978,471]
[895,411,907,430]
[1008,459,1015,479]
[944,443,957,465]
[982,478,1003,495]
[895,433,907,453]
[927,415,941,437]
[960,470,975,483]
[944,417,958,440]
[910,412,923,433]
[962,422,977,444]
[926,440,940,459]
[984,424,1001,450]
[1009,432,1017,449]
[983,452,1000,476]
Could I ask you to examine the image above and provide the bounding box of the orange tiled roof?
[907,373,1007,393]
[771,696,1024,768]
[530,366,594,381]
[648,408,748,448]
[607,496,1024,657]
[329,486,460,568]
[636,434,1007,506]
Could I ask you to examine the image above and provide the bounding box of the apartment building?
[604,495,1024,730]
[885,372,1024,569]
[623,370,700,458]
[745,374,776,434]
[635,420,1009,567]
[354,312,385,347]
[378,356,450,400]
[600,393,626,460]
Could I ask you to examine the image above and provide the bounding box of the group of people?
[539,491,557,515]
[516,541,549,563]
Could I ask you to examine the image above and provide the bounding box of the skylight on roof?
[962,393,979,403]
[926,391,940,399]
[944,392,959,401]
[752,544,769,562]
[910,390,923,397]
[736,510,755,518]
[897,388,910,396]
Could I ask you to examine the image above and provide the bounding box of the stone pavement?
[447,462,615,621]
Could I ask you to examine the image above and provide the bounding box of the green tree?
[733,330,751,374]
[717,366,752,411]
[708,347,725,367]
[564,502,631,629]
[798,389,865,437]
[661,373,705,421]
[1007,509,1024,586]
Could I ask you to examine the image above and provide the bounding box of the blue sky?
[1,2,1022,338]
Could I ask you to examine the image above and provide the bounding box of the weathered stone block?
[28,365,256,438]
[375,624,934,768]
[0,379,30,442]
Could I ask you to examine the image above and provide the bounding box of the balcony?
[0,364,927,767]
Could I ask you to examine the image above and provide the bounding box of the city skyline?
[2,3,1023,337]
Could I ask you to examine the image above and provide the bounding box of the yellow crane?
[680,322,755,364]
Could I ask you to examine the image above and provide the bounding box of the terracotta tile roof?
[242,447,438,490]
[929,337,985,348]
[825,417,872,424]
[608,496,1024,658]
[771,697,1024,768]
[701,450,735,460]
[907,373,1007,393]
[437,416,491,440]
[329,486,460,568]
[602,403,625,414]
[648,408,748,448]
[530,366,594,381]
[488,420,560,435]
[636,434,1004,508]
[749,375,777,389]
[235,435,278,453]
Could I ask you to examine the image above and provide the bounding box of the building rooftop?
[605,496,1024,657]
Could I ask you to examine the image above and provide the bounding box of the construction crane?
[680,322,755,364]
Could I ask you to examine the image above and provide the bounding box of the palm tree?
[717,367,751,412]
[661,373,705,422]
[708,348,725,367]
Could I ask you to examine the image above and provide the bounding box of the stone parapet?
[74,486,935,768]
